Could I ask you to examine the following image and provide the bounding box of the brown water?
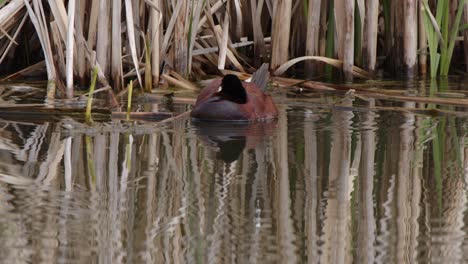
[1,82,468,263]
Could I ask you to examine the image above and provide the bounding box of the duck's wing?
[250,63,270,92]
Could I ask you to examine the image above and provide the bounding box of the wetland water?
[1,81,468,263]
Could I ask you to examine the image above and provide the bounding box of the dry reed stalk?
[96,0,110,76]
[318,0,328,57]
[250,0,267,66]
[270,0,292,69]
[197,0,226,32]
[50,22,66,80]
[334,1,345,59]
[75,2,86,84]
[217,2,230,69]
[46,0,66,42]
[192,38,256,55]
[403,0,418,77]
[87,0,99,49]
[174,0,188,75]
[273,56,373,79]
[111,0,123,90]
[336,0,355,81]
[65,0,76,98]
[233,0,243,37]
[150,0,162,86]
[132,0,141,57]
[169,70,198,90]
[0,13,26,64]
[194,41,218,65]
[0,61,45,81]
[187,0,204,73]
[305,0,322,74]
[161,0,184,60]
[343,1,355,76]
[124,0,143,88]
[355,0,365,64]
[203,5,245,73]
[24,0,57,102]
[418,0,427,75]
[464,4,468,72]
[0,0,23,26]
[363,0,378,72]
[161,73,198,91]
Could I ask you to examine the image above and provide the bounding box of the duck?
[191,64,278,121]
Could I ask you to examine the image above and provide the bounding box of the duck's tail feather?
[250,63,270,91]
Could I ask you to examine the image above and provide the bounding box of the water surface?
[1,82,468,263]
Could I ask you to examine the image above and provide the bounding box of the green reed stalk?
[144,34,152,92]
[126,80,133,121]
[441,0,466,75]
[85,66,98,124]
[421,0,466,76]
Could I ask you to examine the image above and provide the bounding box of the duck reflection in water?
[192,121,277,163]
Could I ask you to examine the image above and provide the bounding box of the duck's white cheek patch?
[217,86,222,92]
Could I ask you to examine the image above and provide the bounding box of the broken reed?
[1,0,468,101]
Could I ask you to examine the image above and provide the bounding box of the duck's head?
[216,74,247,104]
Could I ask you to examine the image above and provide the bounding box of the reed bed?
[0,0,467,104]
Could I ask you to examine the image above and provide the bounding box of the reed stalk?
[24,0,57,102]
[305,0,321,75]
[85,67,98,124]
[418,0,428,75]
[174,0,188,75]
[75,2,86,84]
[217,2,230,70]
[403,0,418,77]
[464,4,468,72]
[355,0,365,66]
[87,0,99,49]
[150,0,162,86]
[124,0,143,88]
[250,0,267,67]
[271,0,292,69]
[111,0,123,90]
[65,0,75,98]
[343,0,355,81]
[2,0,468,93]
[96,0,110,76]
[422,0,467,76]
[363,0,378,72]
[144,33,152,92]
[126,80,133,121]
[325,0,335,76]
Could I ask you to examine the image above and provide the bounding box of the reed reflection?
[0,102,468,263]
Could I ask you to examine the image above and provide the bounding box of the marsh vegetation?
[1,0,468,104]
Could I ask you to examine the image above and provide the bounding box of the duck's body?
[191,66,278,121]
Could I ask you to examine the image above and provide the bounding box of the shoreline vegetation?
[0,0,468,108]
